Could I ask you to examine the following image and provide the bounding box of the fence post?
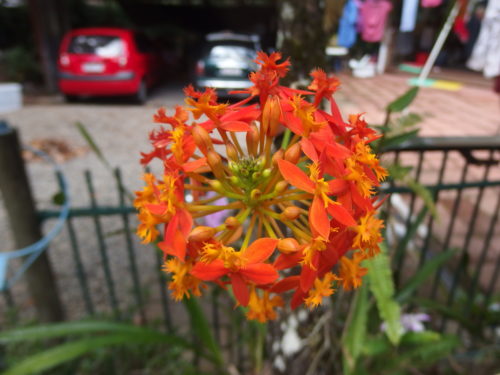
[0,122,64,322]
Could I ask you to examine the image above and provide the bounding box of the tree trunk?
[277,0,329,83]
[27,0,69,93]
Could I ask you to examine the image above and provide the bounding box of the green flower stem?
[280,128,292,149]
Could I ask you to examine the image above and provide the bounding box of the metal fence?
[381,136,500,332]
[1,136,499,342]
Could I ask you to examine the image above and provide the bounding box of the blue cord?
[0,145,70,291]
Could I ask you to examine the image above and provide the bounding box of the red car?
[58,27,162,102]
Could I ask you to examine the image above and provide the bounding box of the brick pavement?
[335,72,500,136]
[334,72,499,293]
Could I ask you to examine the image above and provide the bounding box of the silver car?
[194,32,260,96]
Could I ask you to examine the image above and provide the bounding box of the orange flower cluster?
[135,52,387,322]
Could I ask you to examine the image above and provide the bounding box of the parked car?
[194,32,260,96]
[58,27,162,103]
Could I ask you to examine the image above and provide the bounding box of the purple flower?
[381,313,431,334]
[202,191,229,228]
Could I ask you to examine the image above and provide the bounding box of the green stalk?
[280,128,292,149]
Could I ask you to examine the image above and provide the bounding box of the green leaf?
[406,179,437,218]
[380,128,420,150]
[409,298,478,334]
[400,331,442,345]
[0,320,190,348]
[395,112,423,128]
[396,249,455,303]
[362,336,391,356]
[2,332,185,375]
[365,243,403,345]
[393,207,428,271]
[386,87,419,113]
[382,334,459,371]
[342,284,369,374]
[75,121,111,169]
[51,191,66,206]
[387,164,413,181]
[183,297,224,367]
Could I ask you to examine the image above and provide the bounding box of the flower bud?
[250,189,261,200]
[256,157,265,169]
[228,161,239,174]
[224,216,240,229]
[226,142,238,161]
[188,226,216,242]
[277,238,301,254]
[284,143,301,164]
[207,150,225,180]
[274,180,288,194]
[281,206,301,220]
[192,125,213,155]
[272,149,284,166]
[209,180,223,191]
[262,168,272,178]
[246,124,259,157]
[230,176,240,185]
[226,225,243,245]
[262,95,281,137]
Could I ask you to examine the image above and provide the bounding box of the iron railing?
[1,137,499,343]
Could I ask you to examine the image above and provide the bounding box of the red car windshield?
[68,35,124,57]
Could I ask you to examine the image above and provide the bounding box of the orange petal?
[159,229,187,260]
[269,276,300,293]
[283,112,304,136]
[300,262,318,292]
[328,179,349,195]
[300,138,319,163]
[222,104,259,121]
[242,238,278,264]
[327,203,356,227]
[310,196,330,239]
[230,273,250,306]
[220,120,251,132]
[273,251,302,270]
[291,287,307,310]
[325,142,351,160]
[190,259,227,281]
[240,263,278,285]
[177,208,193,237]
[182,157,207,172]
[277,159,315,193]
[329,97,345,127]
[145,203,166,216]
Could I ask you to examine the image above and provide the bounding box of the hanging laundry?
[453,0,470,42]
[465,1,487,58]
[400,0,419,32]
[422,0,442,8]
[467,0,500,78]
[359,0,393,42]
[338,0,359,48]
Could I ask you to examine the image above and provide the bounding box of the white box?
[0,83,22,113]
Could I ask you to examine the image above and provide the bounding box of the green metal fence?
[1,136,499,365]
[381,136,500,333]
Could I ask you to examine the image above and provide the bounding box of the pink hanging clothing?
[421,0,442,7]
[359,0,393,42]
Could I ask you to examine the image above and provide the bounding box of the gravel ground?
[0,84,188,321]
